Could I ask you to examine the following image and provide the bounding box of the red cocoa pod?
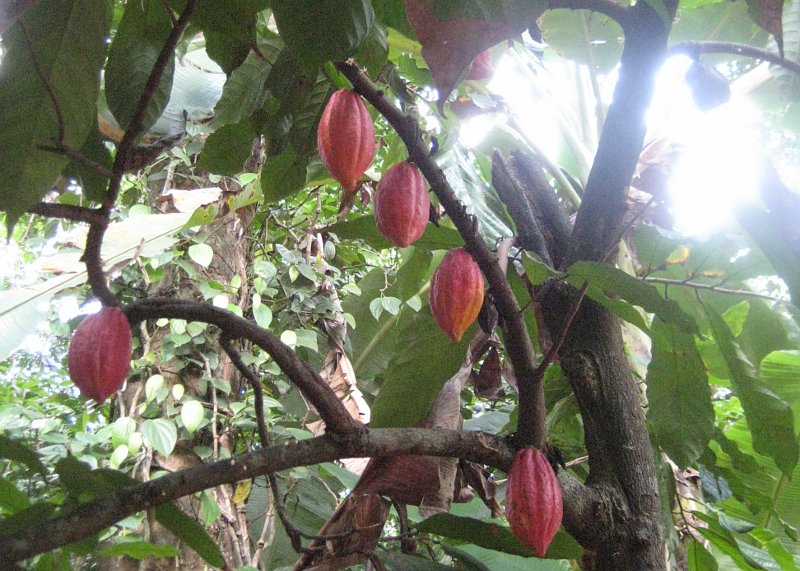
[505,447,563,557]
[374,161,430,247]
[317,89,376,194]
[67,306,132,404]
[467,49,493,81]
[430,248,484,342]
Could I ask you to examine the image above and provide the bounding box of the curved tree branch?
[336,62,545,449]
[126,297,361,436]
[671,41,800,76]
[0,429,514,563]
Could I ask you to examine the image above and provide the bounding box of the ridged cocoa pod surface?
[430,248,484,342]
[374,161,430,247]
[317,89,375,194]
[505,447,563,557]
[67,306,132,404]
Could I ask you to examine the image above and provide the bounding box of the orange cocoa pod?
[505,447,563,557]
[374,161,430,247]
[429,248,484,342]
[67,306,132,404]
[317,89,375,194]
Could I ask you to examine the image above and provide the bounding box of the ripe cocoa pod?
[317,89,375,194]
[374,161,430,247]
[430,248,484,342]
[505,447,563,557]
[467,49,493,81]
[67,306,132,404]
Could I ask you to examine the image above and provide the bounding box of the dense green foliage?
[1,0,799,569]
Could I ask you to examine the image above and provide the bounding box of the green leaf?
[253,304,273,329]
[197,120,256,176]
[105,0,174,135]
[706,306,799,476]
[646,320,714,467]
[192,0,268,73]
[55,456,96,497]
[261,149,308,203]
[381,552,453,570]
[141,418,178,457]
[567,261,699,335]
[441,543,572,570]
[0,435,46,475]
[155,502,224,567]
[329,215,463,251]
[145,374,166,402]
[271,0,375,71]
[688,540,719,571]
[371,307,472,428]
[522,252,558,286]
[417,513,579,559]
[0,0,110,222]
[213,41,282,127]
[112,417,136,449]
[99,541,180,559]
[200,489,222,526]
[180,400,205,434]
[188,243,214,268]
[0,476,30,513]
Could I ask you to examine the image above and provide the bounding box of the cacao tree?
[1,1,799,570]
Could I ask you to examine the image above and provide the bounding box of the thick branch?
[126,298,361,435]
[565,2,672,264]
[337,63,545,449]
[0,429,513,563]
[672,41,800,76]
[26,203,105,225]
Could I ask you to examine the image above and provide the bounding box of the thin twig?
[642,276,787,303]
[672,41,800,76]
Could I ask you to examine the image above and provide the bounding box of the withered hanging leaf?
[473,347,502,399]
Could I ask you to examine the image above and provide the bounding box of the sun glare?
[459,48,766,239]
[651,56,763,237]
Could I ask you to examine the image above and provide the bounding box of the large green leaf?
[192,0,268,73]
[99,541,180,560]
[417,513,582,560]
[212,41,283,128]
[647,320,714,467]
[197,120,256,176]
[706,307,798,476]
[105,0,175,135]
[154,502,224,568]
[540,11,623,73]
[0,476,29,513]
[0,0,110,223]
[329,215,464,251]
[370,306,471,428]
[271,0,375,71]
